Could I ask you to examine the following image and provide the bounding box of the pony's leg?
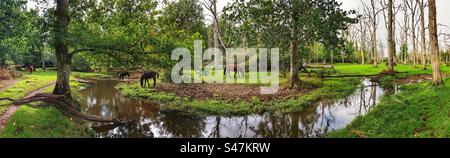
[147,79,151,88]
[153,78,157,88]
[143,79,147,87]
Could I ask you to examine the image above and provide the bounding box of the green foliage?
[222,0,357,68]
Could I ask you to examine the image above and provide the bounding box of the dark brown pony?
[26,65,34,74]
[118,72,130,80]
[140,71,159,88]
[224,64,244,78]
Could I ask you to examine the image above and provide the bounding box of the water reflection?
[79,78,389,138]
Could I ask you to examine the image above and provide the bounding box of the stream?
[78,78,396,138]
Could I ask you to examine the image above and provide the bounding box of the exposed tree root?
[0,93,126,124]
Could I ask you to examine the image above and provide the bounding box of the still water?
[79,79,388,138]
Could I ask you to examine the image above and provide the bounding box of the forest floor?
[0,71,104,138]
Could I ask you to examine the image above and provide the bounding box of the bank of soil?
[155,82,315,102]
[394,74,432,84]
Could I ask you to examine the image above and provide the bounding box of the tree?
[387,0,395,73]
[224,0,356,89]
[361,0,382,67]
[0,0,28,68]
[201,0,224,49]
[428,0,443,86]
[417,0,427,70]
[406,0,419,67]
[53,0,72,96]
[399,1,409,64]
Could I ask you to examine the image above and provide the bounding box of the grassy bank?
[0,70,106,138]
[117,77,360,116]
[327,78,450,138]
[334,63,450,77]
[1,106,93,138]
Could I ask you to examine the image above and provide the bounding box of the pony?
[118,72,131,80]
[140,71,159,88]
[224,64,245,78]
[26,65,34,74]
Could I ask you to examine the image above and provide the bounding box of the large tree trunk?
[428,0,443,86]
[417,0,427,70]
[53,0,73,97]
[289,29,301,89]
[387,0,395,73]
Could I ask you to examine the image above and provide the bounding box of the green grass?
[117,77,360,116]
[334,63,450,76]
[0,70,106,138]
[0,71,57,113]
[327,78,450,138]
[0,106,93,138]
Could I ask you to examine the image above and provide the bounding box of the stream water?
[79,79,395,138]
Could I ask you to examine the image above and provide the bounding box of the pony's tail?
[140,76,144,87]
[156,72,160,79]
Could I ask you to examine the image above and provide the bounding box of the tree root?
[0,93,127,124]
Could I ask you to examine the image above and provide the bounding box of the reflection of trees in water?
[206,116,249,138]
[80,80,208,138]
[157,114,206,138]
[82,79,391,138]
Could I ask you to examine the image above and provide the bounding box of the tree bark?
[360,20,366,65]
[289,28,301,89]
[53,0,73,98]
[417,0,427,70]
[428,0,443,86]
[387,0,395,73]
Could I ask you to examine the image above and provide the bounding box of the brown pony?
[224,64,244,78]
[26,65,34,74]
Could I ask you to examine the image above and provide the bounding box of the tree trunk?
[387,0,395,73]
[371,32,378,67]
[53,0,73,98]
[289,29,301,89]
[411,13,418,68]
[428,0,443,86]
[417,0,427,70]
[360,19,366,65]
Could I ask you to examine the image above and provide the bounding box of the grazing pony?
[26,65,34,74]
[118,72,131,80]
[224,64,244,78]
[140,71,159,88]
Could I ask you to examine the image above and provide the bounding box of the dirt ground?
[0,80,17,91]
[395,74,433,84]
[154,82,315,102]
